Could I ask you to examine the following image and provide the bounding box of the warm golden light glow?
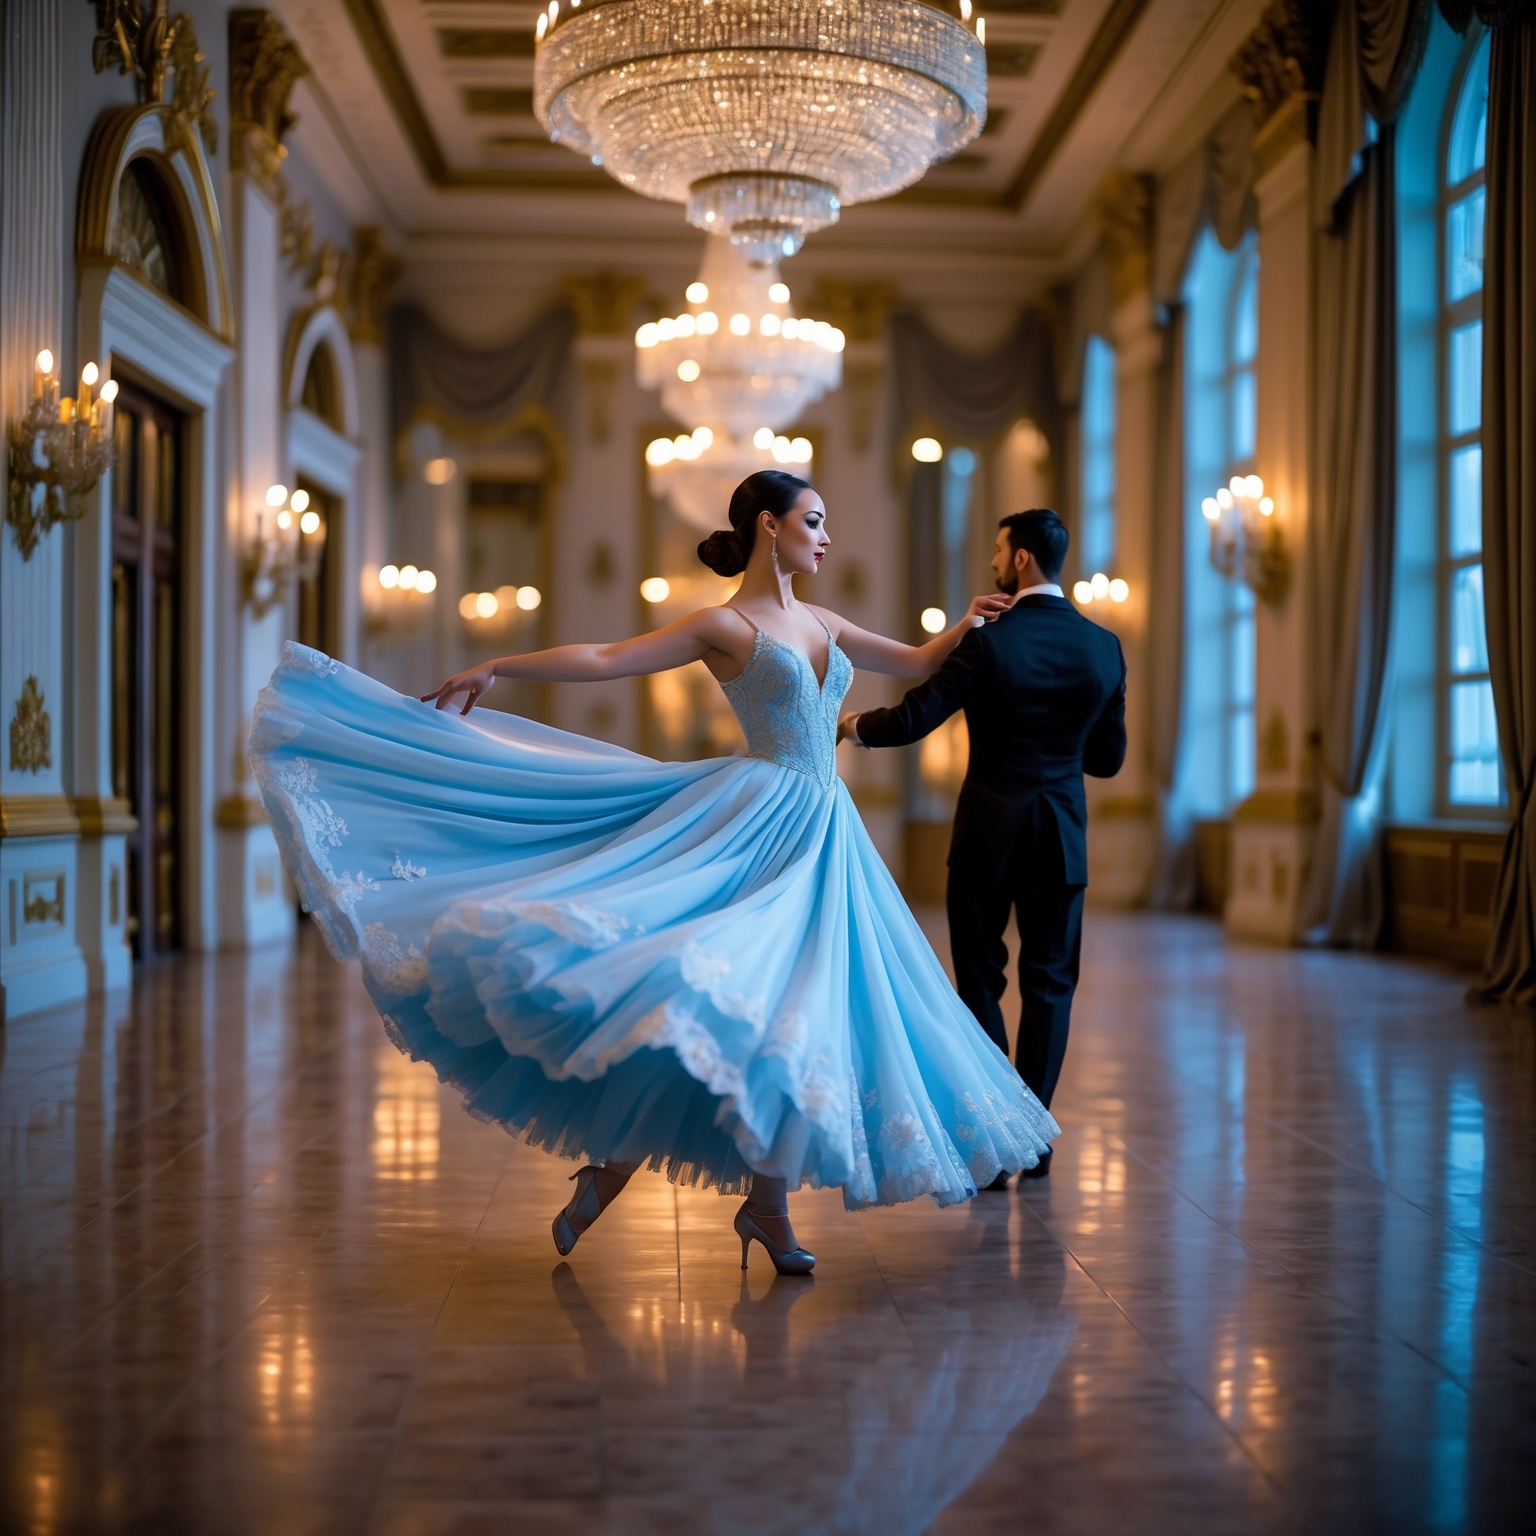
[290,488,310,512]
[379,564,400,589]
[275,509,292,530]
[911,437,943,463]
[424,457,457,485]
[517,585,542,610]
[266,484,287,507]
[686,281,708,302]
[35,349,53,374]
[920,606,947,634]
[81,362,98,387]
[1091,572,1110,599]
[1073,580,1094,604]
[398,564,419,590]
[730,313,751,336]
[640,576,671,603]
[677,358,701,381]
[299,510,320,536]
[416,570,436,593]
[768,282,790,303]
[1108,578,1129,603]
[372,1045,440,1181]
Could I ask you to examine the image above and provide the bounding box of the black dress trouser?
[945,826,1085,1111]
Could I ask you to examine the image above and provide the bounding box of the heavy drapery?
[388,303,574,457]
[1152,100,1258,307]
[1473,9,1536,1007]
[888,308,1063,475]
[1302,0,1431,945]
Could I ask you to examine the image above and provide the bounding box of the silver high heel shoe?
[552,1166,607,1257]
[734,1201,815,1275]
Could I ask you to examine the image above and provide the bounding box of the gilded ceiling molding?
[348,227,403,345]
[340,0,613,193]
[8,676,51,774]
[1095,170,1155,308]
[1228,0,1330,122]
[228,8,308,191]
[1004,0,1153,212]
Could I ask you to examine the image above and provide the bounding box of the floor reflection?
[1,913,1533,1533]
[548,1226,1074,1536]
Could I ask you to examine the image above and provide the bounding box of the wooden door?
[111,383,183,957]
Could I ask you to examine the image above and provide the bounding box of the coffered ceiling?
[277,0,1265,279]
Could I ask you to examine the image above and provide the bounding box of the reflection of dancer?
[250,472,1057,1276]
[841,510,1126,1184]
[550,1241,1075,1532]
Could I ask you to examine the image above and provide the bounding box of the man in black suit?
[839,509,1126,1183]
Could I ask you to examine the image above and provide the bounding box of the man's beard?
[995,565,1020,596]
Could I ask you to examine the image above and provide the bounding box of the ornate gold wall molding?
[561,271,647,337]
[91,2,216,154]
[1095,170,1155,308]
[1229,0,1331,131]
[348,226,402,344]
[228,8,308,191]
[0,796,137,840]
[8,676,51,774]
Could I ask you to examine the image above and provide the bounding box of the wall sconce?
[6,351,118,560]
[244,483,324,617]
[457,584,539,622]
[1072,571,1130,607]
[1203,474,1290,606]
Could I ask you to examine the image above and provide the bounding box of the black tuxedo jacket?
[856,594,1127,886]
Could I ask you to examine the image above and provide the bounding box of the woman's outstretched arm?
[420,607,743,714]
[813,593,1009,678]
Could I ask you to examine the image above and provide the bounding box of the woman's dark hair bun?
[696,469,812,577]
[696,528,747,578]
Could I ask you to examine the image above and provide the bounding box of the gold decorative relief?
[9,677,51,774]
[278,181,314,275]
[562,271,647,337]
[1096,170,1155,307]
[1228,0,1330,130]
[22,870,65,928]
[228,8,308,190]
[348,226,402,345]
[92,2,216,152]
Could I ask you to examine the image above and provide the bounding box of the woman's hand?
[965,593,1012,626]
[420,664,498,714]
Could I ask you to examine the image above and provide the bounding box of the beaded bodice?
[719,621,852,789]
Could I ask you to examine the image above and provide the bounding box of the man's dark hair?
[999,508,1070,582]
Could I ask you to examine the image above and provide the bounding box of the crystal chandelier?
[636,235,840,528]
[535,0,988,263]
[636,234,843,441]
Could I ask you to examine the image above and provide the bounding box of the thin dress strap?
[725,605,761,636]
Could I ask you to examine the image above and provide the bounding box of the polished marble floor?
[2,912,1533,1535]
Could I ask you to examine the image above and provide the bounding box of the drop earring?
[772,536,780,569]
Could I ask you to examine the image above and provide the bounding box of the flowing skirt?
[250,643,1057,1207]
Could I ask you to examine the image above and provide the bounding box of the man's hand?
[420,664,498,714]
[965,593,1011,626]
[837,710,865,746]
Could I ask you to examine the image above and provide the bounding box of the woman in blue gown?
[250,471,1058,1274]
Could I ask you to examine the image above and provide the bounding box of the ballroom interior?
[2,0,1533,1531]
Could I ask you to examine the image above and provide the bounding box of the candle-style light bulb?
[81,362,99,386]
[36,349,53,375]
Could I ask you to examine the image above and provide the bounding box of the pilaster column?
[347,226,401,671]
[1087,171,1160,907]
[216,7,307,948]
[0,0,86,1014]
[1225,2,1328,941]
[558,270,647,742]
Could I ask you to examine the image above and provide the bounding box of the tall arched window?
[1440,32,1497,807]
[1079,334,1117,576]
[1181,226,1259,814]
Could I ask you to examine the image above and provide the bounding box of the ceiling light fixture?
[535,0,988,263]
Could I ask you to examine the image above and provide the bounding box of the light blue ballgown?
[249,625,1057,1207]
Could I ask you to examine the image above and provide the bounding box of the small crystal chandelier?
[637,236,839,529]
[536,0,988,263]
[636,235,843,442]
[6,351,118,560]
[1202,474,1290,606]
